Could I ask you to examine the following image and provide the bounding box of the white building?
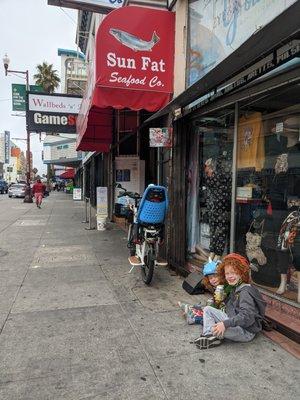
[43,134,82,174]
[0,132,10,179]
[42,49,87,177]
[58,48,87,95]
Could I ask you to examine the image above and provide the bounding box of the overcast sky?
[0,0,78,174]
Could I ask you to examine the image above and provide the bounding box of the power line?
[59,7,77,24]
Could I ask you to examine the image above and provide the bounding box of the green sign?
[12,84,43,111]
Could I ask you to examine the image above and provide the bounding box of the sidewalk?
[0,192,299,400]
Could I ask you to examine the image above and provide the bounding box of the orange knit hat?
[223,253,249,270]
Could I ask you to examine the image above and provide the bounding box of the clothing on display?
[250,119,300,300]
[205,157,231,256]
[237,112,265,171]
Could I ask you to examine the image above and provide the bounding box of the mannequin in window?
[268,120,300,302]
[204,156,231,261]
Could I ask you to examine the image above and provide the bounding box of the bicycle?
[117,184,168,284]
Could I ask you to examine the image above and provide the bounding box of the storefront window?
[235,89,300,304]
[187,111,234,265]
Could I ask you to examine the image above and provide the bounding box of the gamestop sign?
[97,7,175,93]
[27,93,82,133]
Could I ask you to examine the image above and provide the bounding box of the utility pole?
[3,54,33,202]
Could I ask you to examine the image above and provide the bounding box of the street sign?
[12,84,42,111]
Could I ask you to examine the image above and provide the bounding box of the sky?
[0,0,78,175]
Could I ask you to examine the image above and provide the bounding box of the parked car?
[0,180,8,194]
[8,183,27,198]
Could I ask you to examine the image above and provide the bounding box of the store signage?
[12,84,42,111]
[188,0,298,86]
[4,131,10,164]
[73,187,82,201]
[48,0,124,13]
[27,93,82,133]
[97,6,175,93]
[96,187,108,216]
[149,127,173,148]
[194,39,300,111]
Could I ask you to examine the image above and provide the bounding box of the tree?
[34,62,60,184]
[33,62,60,93]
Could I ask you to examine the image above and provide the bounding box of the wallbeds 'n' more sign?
[27,92,82,133]
[97,6,175,94]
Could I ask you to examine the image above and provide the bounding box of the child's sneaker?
[194,335,222,349]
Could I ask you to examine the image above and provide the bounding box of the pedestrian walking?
[32,179,46,208]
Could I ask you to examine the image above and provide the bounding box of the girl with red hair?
[195,253,266,349]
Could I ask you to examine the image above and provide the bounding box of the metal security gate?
[168,118,188,274]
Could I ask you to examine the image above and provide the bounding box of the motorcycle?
[117,183,168,284]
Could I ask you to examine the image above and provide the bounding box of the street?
[0,192,299,400]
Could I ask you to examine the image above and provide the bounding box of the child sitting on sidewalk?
[194,253,266,349]
[179,259,224,324]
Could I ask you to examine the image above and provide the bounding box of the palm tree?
[33,62,60,93]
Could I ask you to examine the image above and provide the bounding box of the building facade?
[146,0,300,339]
[42,49,86,179]
[75,3,176,222]
[49,0,300,340]
[43,135,82,169]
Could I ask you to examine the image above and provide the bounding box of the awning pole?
[157,148,161,185]
[229,102,239,252]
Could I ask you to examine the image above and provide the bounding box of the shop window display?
[235,102,300,304]
[187,113,234,265]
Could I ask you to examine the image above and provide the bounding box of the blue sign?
[4,131,10,164]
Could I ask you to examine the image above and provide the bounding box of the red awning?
[76,104,113,152]
[76,6,175,152]
[60,169,75,179]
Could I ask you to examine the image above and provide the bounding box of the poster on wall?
[149,128,173,148]
[187,0,297,86]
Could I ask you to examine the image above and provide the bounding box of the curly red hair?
[217,253,251,284]
[201,274,225,293]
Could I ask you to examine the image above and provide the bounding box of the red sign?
[97,6,175,94]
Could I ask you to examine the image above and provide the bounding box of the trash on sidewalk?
[178,301,203,325]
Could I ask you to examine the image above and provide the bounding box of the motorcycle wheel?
[141,243,155,285]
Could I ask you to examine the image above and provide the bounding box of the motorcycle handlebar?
[117,190,141,199]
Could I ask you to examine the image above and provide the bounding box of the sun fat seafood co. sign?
[97,6,175,94]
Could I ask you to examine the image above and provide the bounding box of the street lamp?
[3,54,32,203]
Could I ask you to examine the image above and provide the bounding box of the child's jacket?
[223,284,266,334]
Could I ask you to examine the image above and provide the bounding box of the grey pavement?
[0,192,299,400]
